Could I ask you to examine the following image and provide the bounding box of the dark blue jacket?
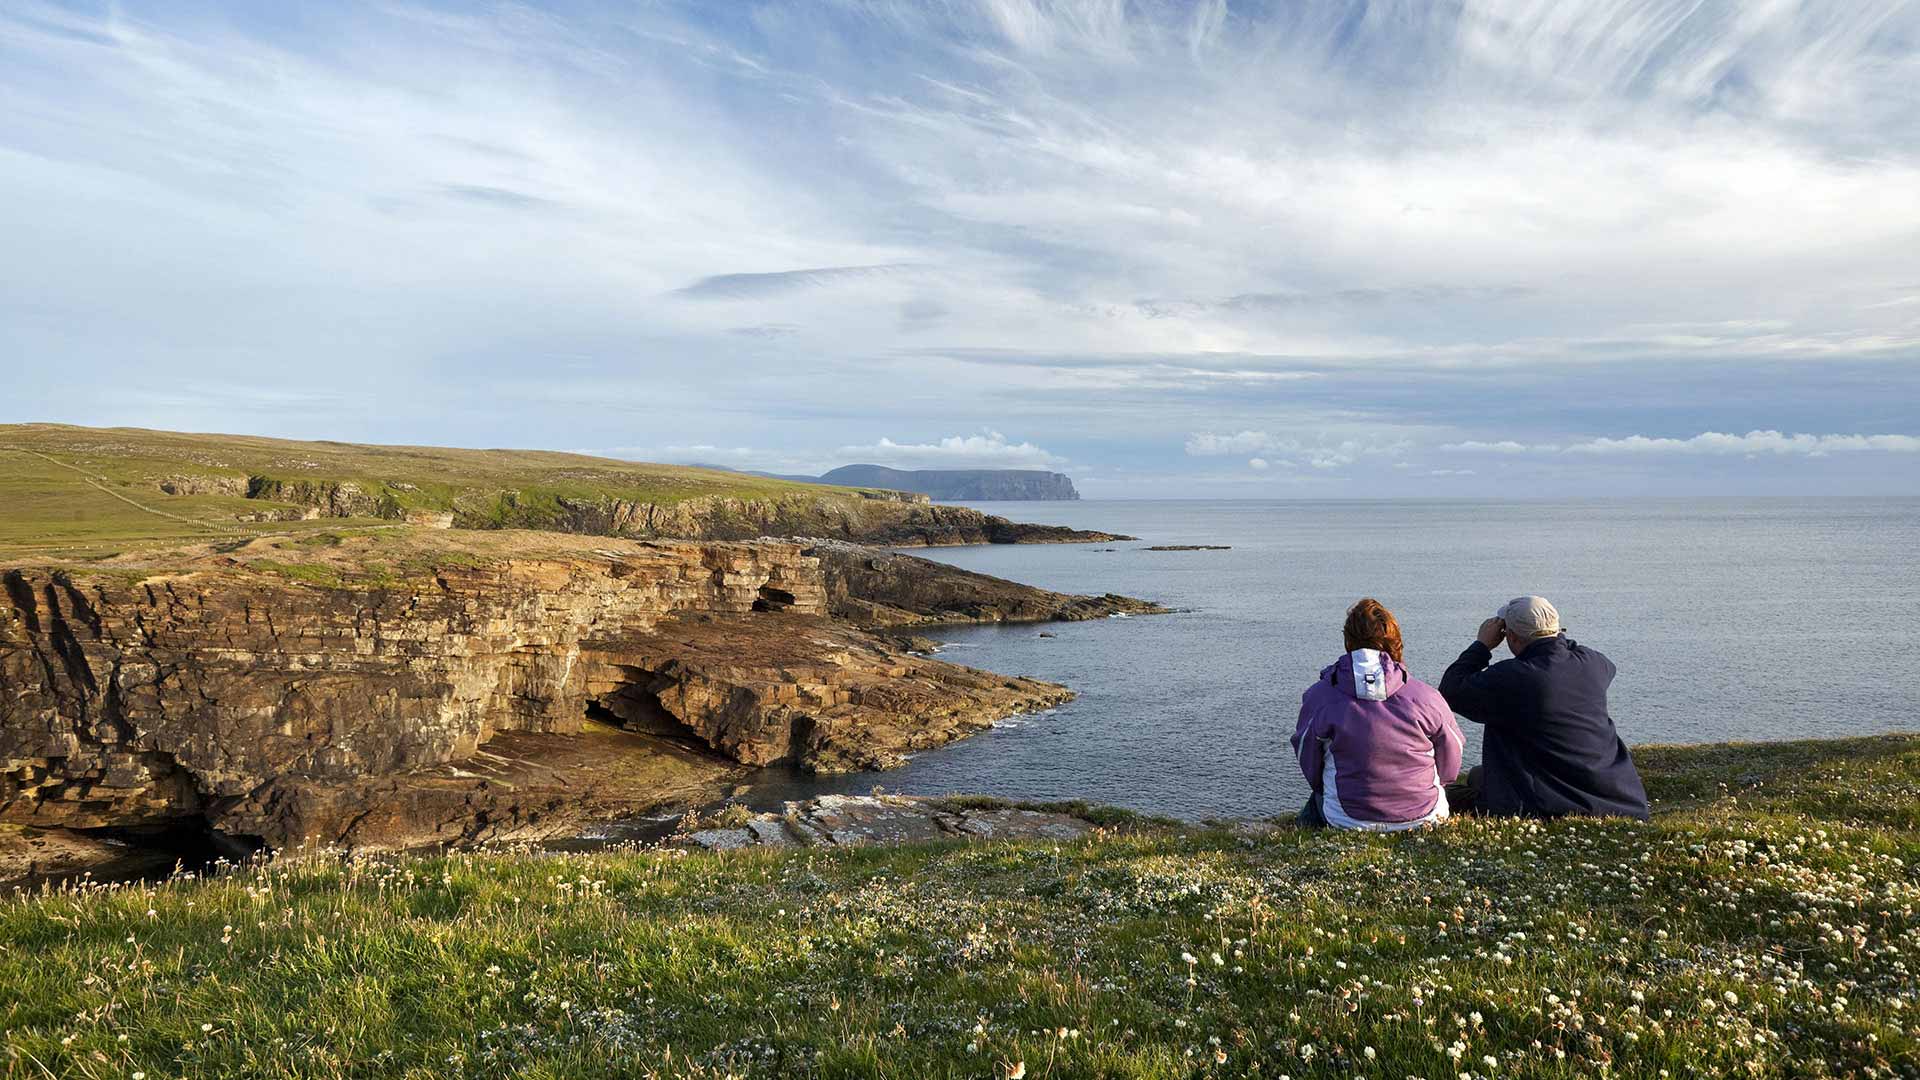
[1439,635,1650,820]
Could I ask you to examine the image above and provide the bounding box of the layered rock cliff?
[0,532,1140,857]
[218,480,1119,546]
[526,493,1124,546]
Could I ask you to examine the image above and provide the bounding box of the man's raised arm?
[1439,617,1508,725]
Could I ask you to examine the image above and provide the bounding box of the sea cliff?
[1,530,1159,858]
[0,424,1165,879]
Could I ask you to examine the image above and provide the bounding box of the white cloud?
[657,444,753,459]
[1185,431,1276,456]
[1247,457,1269,470]
[1439,430,1920,458]
[1441,440,1547,454]
[1565,430,1920,456]
[1186,431,1413,471]
[833,430,1065,469]
[590,443,824,475]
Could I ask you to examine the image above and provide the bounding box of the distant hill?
[728,464,1080,501]
[821,466,1079,500]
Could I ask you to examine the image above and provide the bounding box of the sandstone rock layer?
[0,537,1075,852]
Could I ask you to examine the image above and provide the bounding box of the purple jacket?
[1294,650,1464,826]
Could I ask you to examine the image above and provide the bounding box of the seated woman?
[1293,599,1464,830]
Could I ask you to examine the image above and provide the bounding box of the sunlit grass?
[4,735,1916,1078]
[0,424,890,560]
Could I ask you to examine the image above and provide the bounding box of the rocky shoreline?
[1,529,1163,883]
[808,540,1164,627]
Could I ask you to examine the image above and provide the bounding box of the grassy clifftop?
[3,734,1915,1078]
[0,424,898,560]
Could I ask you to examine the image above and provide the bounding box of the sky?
[2,0,1918,497]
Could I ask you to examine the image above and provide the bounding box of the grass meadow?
[2,735,1916,1079]
[0,424,879,560]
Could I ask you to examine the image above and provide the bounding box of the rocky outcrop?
[245,476,388,517]
[157,474,248,497]
[0,535,1130,856]
[579,613,1069,772]
[965,515,1133,545]
[675,794,1097,850]
[806,540,1168,628]
[0,824,176,884]
[213,728,748,853]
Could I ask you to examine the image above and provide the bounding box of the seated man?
[1439,596,1650,820]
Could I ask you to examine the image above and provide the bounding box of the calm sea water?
[748,499,1920,820]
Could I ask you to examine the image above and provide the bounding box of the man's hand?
[1476,617,1506,649]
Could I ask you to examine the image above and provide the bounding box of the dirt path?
[14,448,233,531]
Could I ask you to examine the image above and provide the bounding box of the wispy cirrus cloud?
[1,1,1917,494]
[674,264,920,300]
[436,184,561,211]
[594,430,1068,474]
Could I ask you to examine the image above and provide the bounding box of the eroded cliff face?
[246,482,1125,546]
[0,537,1070,853]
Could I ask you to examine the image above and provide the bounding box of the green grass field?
[0,424,875,560]
[3,735,1914,1079]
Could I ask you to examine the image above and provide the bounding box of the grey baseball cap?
[1497,595,1561,638]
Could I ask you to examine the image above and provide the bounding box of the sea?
[746,498,1920,820]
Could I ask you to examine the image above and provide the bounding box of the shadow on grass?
[1638,732,1920,820]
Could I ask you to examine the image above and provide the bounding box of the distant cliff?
[759,465,1080,501]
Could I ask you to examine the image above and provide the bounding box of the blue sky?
[2,0,1917,496]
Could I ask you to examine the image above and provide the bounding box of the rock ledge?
[676,794,1096,849]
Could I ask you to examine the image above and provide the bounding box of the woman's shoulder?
[1300,663,1340,701]
[1396,674,1450,707]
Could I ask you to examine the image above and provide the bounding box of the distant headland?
[731,464,1081,501]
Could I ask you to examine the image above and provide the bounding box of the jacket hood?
[1321,649,1408,701]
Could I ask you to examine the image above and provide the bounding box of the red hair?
[1343,598,1404,664]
